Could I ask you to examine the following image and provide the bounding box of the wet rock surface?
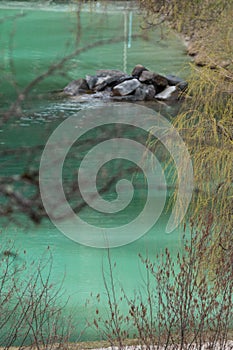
[112,78,141,96]
[62,64,188,102]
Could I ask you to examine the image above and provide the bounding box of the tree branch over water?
[0,6,143,223]
[0,159,138,224]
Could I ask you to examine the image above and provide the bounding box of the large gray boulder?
[112,79,141,96]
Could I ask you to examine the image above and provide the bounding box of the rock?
[152,73,168,92]
[155,86,178,100]
[112,79,141,96]
[134,84,156,101]
[166,74,188,91]
[63,65,187,103]
[139,70,154,83]
[94,74,133,92]
[144,84,156,100]
[137,70,149,83]
[139,71,168,92]
[63,78,89,95]
[86,75,98,90]
[86,70,132,92]
[194,55,232,69]
[92,91,111,99]
[131,64,148,79]
[94,75,112,91]
[134,86,148,101]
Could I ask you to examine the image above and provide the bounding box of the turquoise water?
[0,1,191,343]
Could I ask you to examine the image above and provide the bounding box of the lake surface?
[0,1,191,343]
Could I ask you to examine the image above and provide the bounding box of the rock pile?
[63,64,188,102]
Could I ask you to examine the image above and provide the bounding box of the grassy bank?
[139,0,233,235]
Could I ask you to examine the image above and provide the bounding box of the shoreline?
[180,31,233,72]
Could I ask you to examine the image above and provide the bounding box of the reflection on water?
[0,1,190,342]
